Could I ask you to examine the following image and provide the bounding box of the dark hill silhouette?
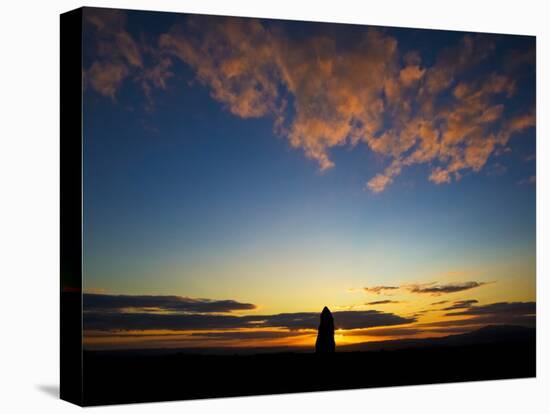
[340,325,535,352]
[82,324,535,406]
[315,306,336,353]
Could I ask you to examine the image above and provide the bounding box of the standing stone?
[315,306,336,353]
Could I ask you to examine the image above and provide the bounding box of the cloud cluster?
[362,281,488,296]
[84,9,173,103]
[84,9,140,99]
[418,301,536,329]
[84,295,415,332]
[157,17,398,171]
[84,293,256,313]
[84,11,535,192]
[444,301,535,317]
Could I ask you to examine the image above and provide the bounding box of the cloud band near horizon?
[84,308,415,332]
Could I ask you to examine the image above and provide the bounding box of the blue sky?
[81,8,535,348]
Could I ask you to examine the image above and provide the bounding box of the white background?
[0,0,548,412]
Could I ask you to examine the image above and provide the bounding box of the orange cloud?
[400,65,425,86]
[84,9,141,99]
[86,61,128,99]
[84,8,170,103]
[160,20,398,171]
[159,18,282,119]
[367,173,394,193]
[366,160,403,193]
[85,13,535,192]
[429,167,452,184]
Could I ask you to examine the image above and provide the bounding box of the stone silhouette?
[315,306,336,353]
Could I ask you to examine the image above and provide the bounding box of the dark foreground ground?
[82,325,535,406]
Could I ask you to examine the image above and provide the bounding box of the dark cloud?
[430,300,449,306]
[445,301,535,317]
[407,281,487,295]
[421,314,535,329]
[85,312,246,331]
[363,286,400,295]
[333,311,414,330]
[365,300,402,305]
[442,299,478,311]
[83,293,256,313]
[416,301,537,329]
[84,309,415,332]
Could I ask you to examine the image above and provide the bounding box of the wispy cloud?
[84,9,141,99]
[361,281,489,296]
[406,281,488,296]
[84,8,172,103]
[362,286,400,295]
[365,300,402,305]
[86,61,128,100]
[441,299,479,310]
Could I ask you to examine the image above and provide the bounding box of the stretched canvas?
[60,6,536,406]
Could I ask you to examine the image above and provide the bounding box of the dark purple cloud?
[84,293,256,313]
[84,309,415,332]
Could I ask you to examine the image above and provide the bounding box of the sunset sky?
[82,7,535,350]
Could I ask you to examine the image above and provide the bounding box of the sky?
[81,7,536,350]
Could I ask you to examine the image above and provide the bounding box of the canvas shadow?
[37,384,59,399]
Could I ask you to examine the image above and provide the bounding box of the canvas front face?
[61,6,536,406]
